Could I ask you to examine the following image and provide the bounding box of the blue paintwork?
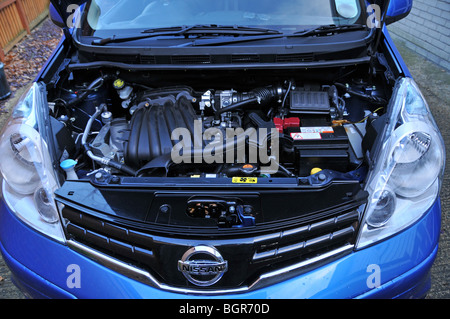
[49,3,64,27]
[382,24,412,77]
[387,0,413,20]
[0,197,440,299]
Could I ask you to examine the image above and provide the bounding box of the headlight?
[356,78,445,249]
[0,83,65,243]
[0,123,46,195]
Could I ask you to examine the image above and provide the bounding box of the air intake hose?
[214,86,281,119]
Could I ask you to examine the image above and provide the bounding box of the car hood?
[51,0,391,28]
[50,0,86,25]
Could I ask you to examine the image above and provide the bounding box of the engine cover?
[125,97,200,168]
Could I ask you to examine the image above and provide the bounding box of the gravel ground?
[0,19,62,114]
[0,19,448,299]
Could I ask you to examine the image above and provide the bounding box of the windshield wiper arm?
[91,25,282,46]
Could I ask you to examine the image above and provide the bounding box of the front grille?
[252,211,358,262]
[63,208,156,269]
[61,204,360,292]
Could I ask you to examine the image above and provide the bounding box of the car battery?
[285,125,350,176]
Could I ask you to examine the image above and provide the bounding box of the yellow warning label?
[232,177,258,184]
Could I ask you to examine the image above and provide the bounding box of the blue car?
[0,0,445,299]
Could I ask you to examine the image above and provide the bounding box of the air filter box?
[290,90,330,114]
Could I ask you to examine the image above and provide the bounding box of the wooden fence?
[0,0,50,62]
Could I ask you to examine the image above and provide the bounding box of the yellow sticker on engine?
[232,177,258,184]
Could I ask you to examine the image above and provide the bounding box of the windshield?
[80,0,365,36]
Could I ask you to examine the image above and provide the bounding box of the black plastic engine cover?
[124,97,199,168]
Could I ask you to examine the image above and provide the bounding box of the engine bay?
[47,65,390,182]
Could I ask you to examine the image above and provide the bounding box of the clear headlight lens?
[357,78,445,249]
[388,122,443,198]
[0,83,65,242]
[0,123,45,195]
[366,188,396,228]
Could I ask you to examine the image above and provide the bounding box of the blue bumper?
[0,198,441,299]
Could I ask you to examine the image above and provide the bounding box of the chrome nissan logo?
[178,245,228,287]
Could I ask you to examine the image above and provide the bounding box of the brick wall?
[388,0,450,71]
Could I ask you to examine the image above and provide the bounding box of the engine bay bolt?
[160,205,171,214]
[244,206,253,215]
[95,172,105,182]
[110,175,120,184]
[101,111,113,125]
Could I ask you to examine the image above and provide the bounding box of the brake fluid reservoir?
[113,78,133,108]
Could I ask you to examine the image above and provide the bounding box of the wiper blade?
[143,24,282,35]
[189,24,366,47]
[292,24,366,37]
[91,25,282,46]
[91,25,202,45]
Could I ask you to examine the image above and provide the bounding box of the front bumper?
[0,198,441,299]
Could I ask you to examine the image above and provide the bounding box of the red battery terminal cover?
[274,117,301,133]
